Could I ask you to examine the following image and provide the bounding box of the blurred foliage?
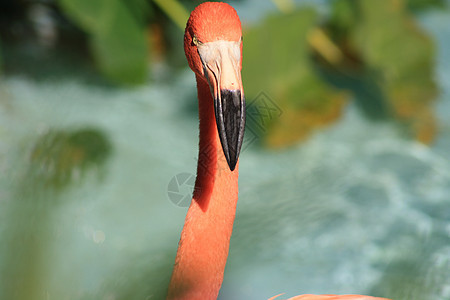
[54,0,194,84]
[153,0,190,30]
[53,0,192,84]
[0,0,443,145]
[327,0,438,143]
[0,127,111,300]
[30,128,111,190]
[57,0,150,85]
[242,0,439,147]
[407,0,446,11]
[243,8,348,147]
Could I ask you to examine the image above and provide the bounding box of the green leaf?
[406,0,445,11]
[58,0,149,85]
[30,128,111,190]
[243,8,348,147]
[328,0,358,40]
[352,0,438,142]
[124,0,153,27]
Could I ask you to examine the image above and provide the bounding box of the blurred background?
[0,0,449,299]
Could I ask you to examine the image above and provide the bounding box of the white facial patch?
[196,40,242,97]
[197,40,241,69]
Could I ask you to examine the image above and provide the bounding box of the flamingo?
[167,3,391,300]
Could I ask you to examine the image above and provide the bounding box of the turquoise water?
[1,5,450,300]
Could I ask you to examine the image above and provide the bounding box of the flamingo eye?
[193,35,203,46]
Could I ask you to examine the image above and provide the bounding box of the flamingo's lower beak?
[198,40,245,171]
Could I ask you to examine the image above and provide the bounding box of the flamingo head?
[184,2,245,171]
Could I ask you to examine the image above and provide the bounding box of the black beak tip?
[227,157,237,171]
[214,89,246,172]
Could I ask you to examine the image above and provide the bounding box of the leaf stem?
[307,28,344,65]
[271,0,344,66]
[152,0,189,31]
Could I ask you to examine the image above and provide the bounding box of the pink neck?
[167,75,239,300]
